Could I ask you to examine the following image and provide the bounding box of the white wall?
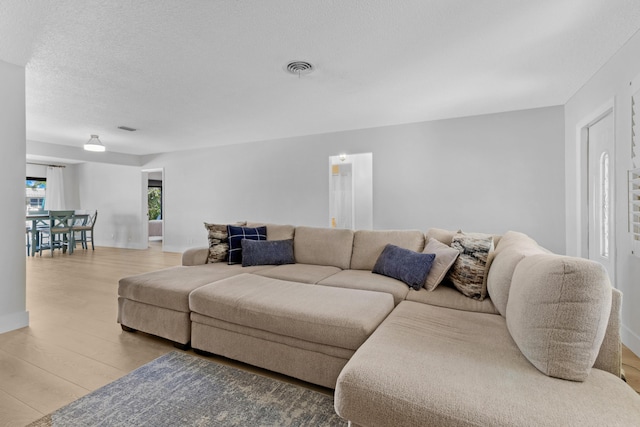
[140,106,565,254]
[76,162,147,249]
[565,30,640,355]
[0,60,28,333]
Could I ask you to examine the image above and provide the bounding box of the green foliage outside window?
[148,188,162,220]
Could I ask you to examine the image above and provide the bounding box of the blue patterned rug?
[28,351,345,426]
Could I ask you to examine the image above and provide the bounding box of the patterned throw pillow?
[204,222,246,263]
[241,239,295,267]
[448,232,494,300]
[372,244,436,291]
[227,225,267,265]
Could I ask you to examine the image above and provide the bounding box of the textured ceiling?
[2,0,640,156]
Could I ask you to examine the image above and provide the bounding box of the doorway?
[328,153,373,230]
[142,168,164,249]
[580,106,615,286]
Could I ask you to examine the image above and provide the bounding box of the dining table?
[26,211,89,256]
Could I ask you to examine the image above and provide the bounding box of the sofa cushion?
[118,263,273,312]
[426,227,502,249]
[189,273,394,351]
[350,229,425,270]
[405,284,499,314]
[486,231,546,316]
[246,222,295,241]
[506,254,612,382]
[422,238,459,291]
[425,228,456,246]
[335,301,640,427]
[372,244,435,290]
[254,263,341,284]
[227,225,267,265]
[317,270,409,306]
[448,231,494,300]
[293,226,354,269]
[241,239,295,267]
[203,221,246,263]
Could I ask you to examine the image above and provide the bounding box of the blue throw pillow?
[372,244,436,290]
[241,239,295,267]
[227,225,267,265]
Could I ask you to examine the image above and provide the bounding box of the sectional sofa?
[117,223,640,426]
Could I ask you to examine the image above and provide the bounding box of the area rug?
[28,351,346,426]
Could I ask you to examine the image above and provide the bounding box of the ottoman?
[118,264,274,347]
[189,273,395,388]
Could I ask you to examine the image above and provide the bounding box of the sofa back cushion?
[350,230,425,270]
[294,226,354,269]
[246,222,295,241]
[506,254,612,382]
[486,231,546,316]
[426,228,502,248]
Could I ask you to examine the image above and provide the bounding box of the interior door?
[329,163,353,229]
[587,112,615,285]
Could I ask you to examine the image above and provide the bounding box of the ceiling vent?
[118,126,137,132]
[285,61,314,77]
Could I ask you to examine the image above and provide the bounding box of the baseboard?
[621,324,640,357]
[0,310,29,334]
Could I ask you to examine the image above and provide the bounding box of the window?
[148,179,162,220]
[600,152,610,258]
[26,177,46,213]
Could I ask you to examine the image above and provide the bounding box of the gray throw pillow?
[372,244,435,291]
[241,239,295,267]
[422,238,459,291]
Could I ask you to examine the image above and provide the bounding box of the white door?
[329,163,354,229]
[587,112,615,285]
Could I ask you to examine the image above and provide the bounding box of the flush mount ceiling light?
[284,61,314,77]
[84,134,106,152]
[117,125,137,132]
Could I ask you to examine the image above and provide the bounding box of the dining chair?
[26,209,49,256]
[73,210,97,250]
[25,226,31,256]
[39,210,76,256]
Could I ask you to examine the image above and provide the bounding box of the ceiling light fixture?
[84,134,106,152]
[118,126,137,132]
[285,61,314,78]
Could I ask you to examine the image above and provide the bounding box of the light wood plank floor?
[1,243,639,425]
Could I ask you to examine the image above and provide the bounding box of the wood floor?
[1,243,639,426]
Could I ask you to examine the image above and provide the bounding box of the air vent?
[118,126,137,132]
[285,61,314,76]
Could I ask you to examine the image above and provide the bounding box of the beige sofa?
[117,223,640,426]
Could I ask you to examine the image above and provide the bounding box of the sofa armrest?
[593,287,622,377]
[182,247,209,266]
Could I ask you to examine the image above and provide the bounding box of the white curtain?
[44,166,66,210]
